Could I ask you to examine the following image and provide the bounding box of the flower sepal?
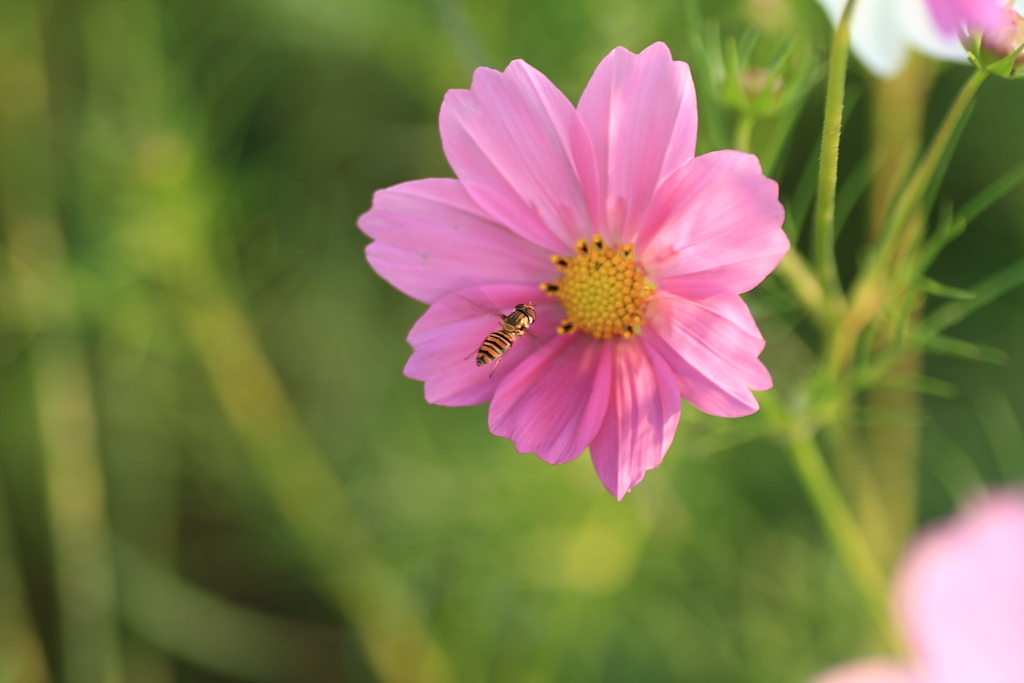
[718,33,822,120]
[963,8,1024,77]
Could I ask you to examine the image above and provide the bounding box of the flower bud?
[963,7,1024,76]
[980,8,1024,65]
[716,34,819,120]
[739,68,785,102]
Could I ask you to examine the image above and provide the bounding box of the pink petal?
[440,59,601,254]
[404,284,562,407]
[810,659,921,683]
[489,334,613,465]
[644,290,771,418]
[925,0,1006,35]
[897,489,1024,683]
[589,339,681,499]
[637,150,788,297]
[576,42,698,246]
[360,179,558,304]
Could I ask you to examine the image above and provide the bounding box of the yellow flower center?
[540,234,654,340]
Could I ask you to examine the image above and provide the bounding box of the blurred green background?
[2,0,1023,681]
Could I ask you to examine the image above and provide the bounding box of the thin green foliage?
[2,1,1024,682]
[923,334,1009,365]
[926,258,1024,333]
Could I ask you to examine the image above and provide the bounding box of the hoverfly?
[466,302,537,378]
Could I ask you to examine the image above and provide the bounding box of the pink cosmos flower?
[358,42,788,498]
[811,489,1024,683]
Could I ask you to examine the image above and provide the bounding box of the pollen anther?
[540,234,654,340]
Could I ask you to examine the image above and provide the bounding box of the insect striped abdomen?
[472,303,537,376]
[476,330,516,366]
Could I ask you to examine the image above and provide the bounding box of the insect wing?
[445,291,508,323]
[442,289,555,373]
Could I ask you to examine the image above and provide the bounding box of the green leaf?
[875,373,960,398]
[921,99,976,218]
[920,205,967,271]
[683,7,728,153]
[958,157,1024,225]
[921,278,977,300]
[921,158,1024,269]
[783,152,820,244]
[834,154,877,239]
[926,258,1024,332]
[923,334,1008,364]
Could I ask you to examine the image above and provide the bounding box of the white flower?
[816,0,1024,78]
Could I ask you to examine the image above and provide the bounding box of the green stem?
[170,252,457,683]
[775,250,830,329]
[786,425,899,651]
[852,59,937,569]
[827,68,989,378]
[875,68,989,258]
[1,2,124,680]
[0,473,53,682]
[74,0,457,676]
[733,112,756,155]
[813,0,856,304]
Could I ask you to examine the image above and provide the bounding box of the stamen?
[540,234,654,340]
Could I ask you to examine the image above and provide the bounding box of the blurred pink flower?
[925,0,1008,36]
[358,43,788,498]
[812,489,1024,683]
